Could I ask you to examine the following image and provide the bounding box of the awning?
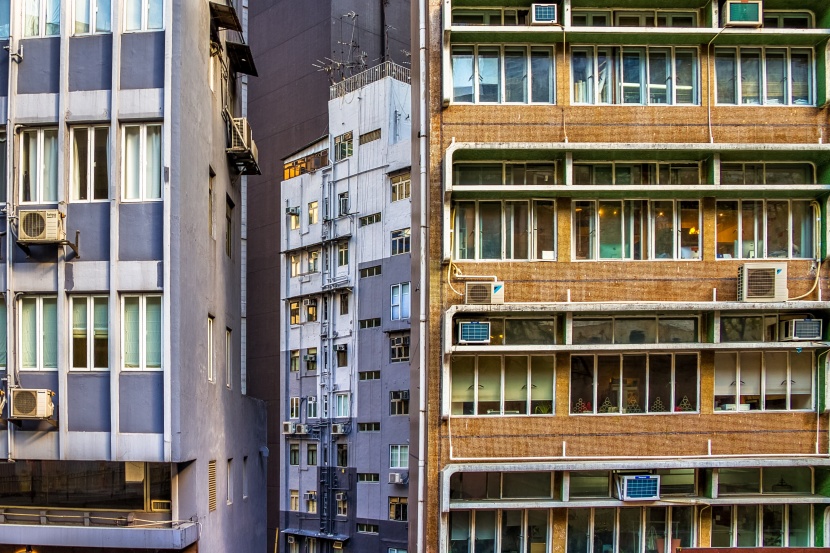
[282,528,350,542]
[209,1,243,32]
[227,41,258,77]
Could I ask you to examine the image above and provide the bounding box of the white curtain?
[123,297,140,368]
[42,298,57,369]
[124,127,141,199]
[145,125,162,199]
[21,299,37,368]
[124,0,141,31]
[74,0,90,34]
[24,0,39,37]
[42,130,58,202]
[145,297,161,368]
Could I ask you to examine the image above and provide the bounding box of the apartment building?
[0,1,266,551]
[412,0,830,551]
[279,62,411,553]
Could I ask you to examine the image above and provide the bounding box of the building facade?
[413,0,830,552]
[280,63,412,553]
[0,1,266,551]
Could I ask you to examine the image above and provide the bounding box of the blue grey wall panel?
[0,40,8,96]
[66,202,110,261]
[69,35,113,92]
[67,373,110,432]
[120,32,164,90]
[119,202,163,261]
[17,38,60,94]
[119,372,163,433]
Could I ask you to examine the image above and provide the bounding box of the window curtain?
[145,297,161,368]
[145,126,162,199]
[24,0,39,37]
[124,127,141,199]
[74,0,90,33]
[42,298,57,369]
[20,299,36,369]
[123,297,139,367]
[93,297,108,369]
[22,131,37,203]
[42,130,58,202]
[400,283,410,319]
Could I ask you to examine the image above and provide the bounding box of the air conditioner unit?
[400,390,410,400]
[331,423,347,435]
[150,499,172,512]
[458,320,492,344]
[282,421,296,434]
[295,423,309,435]
[780,319,822,341]
[285,206,300,216]
[10,389,55,420]
[737,263,788,302]
[18,209,65,242]
[389,472,404,484]
[614,474,661,501]
[303,354,317,362]
[334,492,346,501]
[723,0,763,27]
[303,298,317,306]
[530,3,558,25]
[465,282,505,305]
[287,536,295,544]
[333,542,344,550]
[303,492,317,500]
[335,344,347,352]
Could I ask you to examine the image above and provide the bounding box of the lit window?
[391,283,410,320]
[289,489,299,511]
[390,445,409,468]
[288,208,300,230]
[391,173,411,202]
[122,295,162,371]
[455,200,555,260]
[308,250,320,273]
[334,132,353,161]
[714,351,813,411]
[124,0,163,32]
[74,0,111,34]
[391,228,411,255]
[305,299,318,322]
[289,302,300,325]
[389,497,408,521]
[452,45,554,104]
[452,355,555,416]
[20,296,57,371]
[70,296,108,371]
[715,200,815,259]
[24,0,60,37]
[70,126,109,201]
[335,393,350,418]
[122,124,162,201]
[715,47,813,106]
[289,350,300,372]
[336,498,347,516]
[21,128,58,203]
[305,348,317,371]
[308,201,318,225]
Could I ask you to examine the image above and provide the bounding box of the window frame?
[308,201,318,225]
[390,391,410,415]
[391,282,411,320]
[289,301,300,325]
[391,228,411,255]
[289,397,300,419]
[334,392,350,418]
[714,46,814,106]
[70,295,109,372]
[289,443,299,466]
[20,127,59,204]
[390,334,410,362]
[121,123,162,202]
[714,350,814,412]
[207,316,215,382]
[123,0,163,32]
[334,132,353,162]
[121,294,162,372]
[389,497,408,521]
[710,504,813,547]
[70,125,110,201]
[390,444,409,469]
[23,0,60,37]
[73,0,111,35]
[391,173,411,202]
[19,296,58,371]
[714,199,817,260]
[338,242,349,267]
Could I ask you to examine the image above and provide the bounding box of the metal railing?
[329,61,411,100]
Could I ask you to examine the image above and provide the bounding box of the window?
[122,124,162,201]
[122,295,162,371]
[336,498,348,516]
[455,317,558,346]
[389,549,407,553]
[308,250,320,273]
[24,0,60,36]
[391,283,410,320]
[288,208,300,230]
[289,490,299,511]
[289,396,300,419]
[74,0,111,34]
[124,0,162,31]
[572,200,700,260]
[721,162,814,185]
[307,444,317,466]
[20,296,57,371]
[715,200,816,259]
[336,344,347,367]
[307,396,318,418]
[389,497,408,521]
[452,355,555,416]
[289,302,300,325]
[711,504,811,547]
[306,299,318,322]
[452,7,531,26]
[70,126,109,201]
[0,1,8,39]
[306,348,317,371]
[390,334,410,362]
[454,162,557,186]
[21,128,58,203]
[207,316,215,382]
[359,128,382,144]
[715,47,813,106]
[391,173,411,201]
[338,192,349,215]
[336,444,348,467]
[391,228,411,255]
[359,318,381,329]
[572,46,698,105]
[208,169,215,238]
[566,506,694,553]
[334,132,353,161]
[570,353,699,414]
[339,293,349,315]
[571,9,698,27]
[290,255,300,277]
[283,150,329,180]
[715,351,813,411]
[358,422,380,432]
[360,265,381,278]
[390,445,409,468]
[764,11,813,28]
[359,213,382,226]
[359,370,380,380]
[226,459,233,505]
[573,161,701,186]
[358,523,379,533]
[455,200,556,260]
[0,132,6,203]
[358,473,380,483]
[338,242,349,266]
[290,350,300,372]
[305,491,317,513]
[572,316,699,345]
[0,302,6,369]
[242,456,248,499]
[335,393,350,418]
[390,391,409,415]
[289,444,299,466]
[308,201,318,225]
[225,197,234,258]
[70,296,108,371]
[452,45,554,104]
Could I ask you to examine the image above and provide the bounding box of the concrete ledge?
[0,521,198,549]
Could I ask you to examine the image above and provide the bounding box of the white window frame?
[207,316,215,382]
[308,201,318,225]
[334,392,350,418]
[289,396,300,419]
[73,0,111,35]
[714,199,817,260]
[307,396,318,418]
[391,228,411,256]
[391,173,411,202]
[338,242,349,267]
[70,295,109,371]
[290,254,300,277]
[121,294,163,372]
[391,282,411,320]
[23,0,60,37]
[390,390,409,415]
[70,126,110,201]
[20,127,59,204]
[225,328,232,389]
[451,44,555,104]
[289,349,300,372]
[336,498,347,516]
[714,46,814,106]
[390,444,409,469]
[123,0,163,32]
[288,209,300,230]
[121,123,162,201]
[289,489,299,511]
[714,350,814,412]
[19,296,58,371]
[334,132,353,162]
[308,250,320,273]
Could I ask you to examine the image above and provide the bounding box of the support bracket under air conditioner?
[60,230,81,259]
[15,231,80,259]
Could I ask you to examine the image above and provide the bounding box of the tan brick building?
[411,1,830,551]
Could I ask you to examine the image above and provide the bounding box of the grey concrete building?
[279,64,411,553]
[0,1,266,551]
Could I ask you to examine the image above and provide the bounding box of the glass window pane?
[763,466,811,494]
[450,511,471,553]
[455,202,476,260]
[766,201,789,258]
[474,510,496,553]
[788,504,811,546]
[573,319,612,345]
[124,0,141,31]
[570,472,610,498]
[504,48,527,103]
[42,130,58,202]
[615,319,656,344]
[574,201,595,260]
[452,47,474,102]
[501,509,522,553]
[594,508,617,550]
[716,50,737,104]
[659,318,697,343]
[0,0,9,39]
[503,356,527,414]
[790,51,811,105]
[42,298,57,368]
[674,354,698,411]
[502,472,550,498]
[711,505,733,547]
[741,200,761,258]
[93,297,108,369]
[72,299,88,369]
[719,468,761,494]
[572,49,593,103]
[478,48,501,103]
[145,125,162,199]
[96,0,112,33]
[123,297,140,368]
[477,356,501,415]
[22,131,37,202]
[93,128,109,199]
[597,356,620,412]
[678,201,700,259]
[567,509,590,553]
[648,49,669,104]
[675,50,696,104]
[648,354,672,413]
[147,0,163,30]
[479,202,502,259]
[534,201,555,259]
[599,201,623,259]
[145,297,162,368]
[672,506,694,547]
[124,127,141,199]
[571,356,595,413]
[740,351,762,410]
[505,201,528,260]
[45,0,60,35]
[714,352,737,409]
[622,48,644,103]
[21,298,37,368]
[526,510,548,551]
[740,50,761,104]
[764,351,788,410]
[452,358,475,414]
[530,356,554,414]
[791,201,813,258]
[75,0,91,34]
[619,508,642,553]
[765,50,786,104]
[716,201,738,258]
[72,129,89,200]
[621,355,646,413]
[531,48,553,103]
[24,0,40,37]
[790,352,813,409]
[736,505,758,546]
[652,201,675,258]
[0,303,6,367]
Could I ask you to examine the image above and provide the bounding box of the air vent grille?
[14,390,37,416]
[22,212,46,238]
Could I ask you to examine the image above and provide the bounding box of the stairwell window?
[122,124,162,201]
[122,295,162,371]
[307,396,317,418]
[451,45,554,104]
[24,0,60,36]
[715,47,813,106]
[21,128,58,203]
[455,200,556,260]
[390,391,409,415]
[391,283,410,320]
[572,46,698,105]
[714,351,813,411]
[389,497,408,521]
[71,296,109,371]
[391,173,411,201]
[74,0,111,34]
[71,126,109,201]
[289,490,299,511]
[20,296,57,371]
[124,0,162,32]
[715,200,815,259]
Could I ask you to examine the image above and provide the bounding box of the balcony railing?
[329,61,411,100]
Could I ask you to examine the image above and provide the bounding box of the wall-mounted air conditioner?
[530,3,558,25]
[334,492,346,501]
[285,206,300,216]
[303,298,317,306]
[303,491,317,500]
[737,263,788,302]
[400,390,410,400]
[723,0,763,27]
[331,423,347,435]
[389,472,404,484]
[303,354,317,362]
[614,474,661,501]
[10,389,55,420]
[282,421,296,434]
[295,423,309,435]
[18,210,65,242]
[335,344,347,352]
[465,282,505,305]
[458,320,491,344]
[780,319,822,341]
